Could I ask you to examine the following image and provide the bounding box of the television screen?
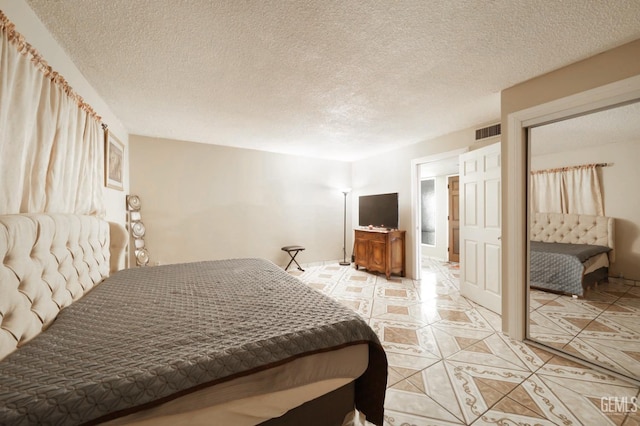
[358,192,399,229]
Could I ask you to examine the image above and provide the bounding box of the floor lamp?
[339,188,351,266]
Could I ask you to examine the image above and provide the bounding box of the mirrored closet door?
[527,100,640,381]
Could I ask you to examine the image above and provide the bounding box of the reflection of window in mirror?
[527,99,640,381]
[420,178,436,246]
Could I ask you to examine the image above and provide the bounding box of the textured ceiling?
[531,100,640,157]
[24,0,640,161]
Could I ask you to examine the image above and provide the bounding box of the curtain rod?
[531,162,612,174]
[1,10,103,123]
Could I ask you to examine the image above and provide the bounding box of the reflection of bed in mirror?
[520,77,640,384]
[529,212,615,296]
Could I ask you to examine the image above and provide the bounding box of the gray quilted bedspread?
[0,258,387,425]
[530,242,609,296]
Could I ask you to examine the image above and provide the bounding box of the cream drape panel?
[530,164,604,216]
[0,12,105,216]
[530,170,564,214]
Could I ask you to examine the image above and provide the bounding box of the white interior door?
[459,142,501,314]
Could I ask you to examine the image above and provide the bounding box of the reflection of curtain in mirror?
[530,164,604,215]
[0,12,104,216]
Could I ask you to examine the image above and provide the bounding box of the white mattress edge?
[584,252,609,275]
[103,343,369,425]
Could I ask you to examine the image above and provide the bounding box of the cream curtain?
[0,12,105,216]
[530,164,604,216]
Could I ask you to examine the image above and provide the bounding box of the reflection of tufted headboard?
[530,212,615,263]
[0,214,114,360]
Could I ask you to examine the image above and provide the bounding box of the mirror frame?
[504,74,640,346]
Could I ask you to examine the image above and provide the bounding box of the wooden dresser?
[353,228,406,279]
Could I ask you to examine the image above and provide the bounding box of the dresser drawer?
[355,230,387,242]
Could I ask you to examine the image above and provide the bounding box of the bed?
[0,214,387,425]
[529,212,615,297]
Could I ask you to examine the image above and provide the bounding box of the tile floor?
[290,258,640,426]
[530,280,640,380]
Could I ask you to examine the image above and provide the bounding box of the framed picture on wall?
[104,128,124,191]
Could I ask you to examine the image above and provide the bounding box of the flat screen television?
[358,192,399,229]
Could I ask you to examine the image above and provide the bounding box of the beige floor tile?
[384,409,464,426]
[584,289,621,304]
[503,374,584,425]
[601,310,640,333]
[342,269,378,285]
[385,379,463,424]
[423,325,494,358]
[431,308,495,335]
[539,355,639,386]
[304,281,334,294]
[564,336,640,379]
[370,299,433,326]
[583,318,629,334]
[494,334,554,372]
[528,334,574,352]
[471,397,558,425]
[618,297,640,310]
[333,282,376,298]
[529,289,562,310]
[440,360,530,424]
[624,407,640,426]
[471,305,502,333]
[409,361,466,422]
[535,370,638,425]
[535,310,601,336]
[420,278,458,290]
[382,276,416,288]
[386,352,440,374]
[411,301,451,325]
[331,296,373,320]
[386,367,406,388]
[600,281,634,295]
[537,294,612,316]
[295,263,640,426]
[423,293,475,313]
[447,333,535,372]
[374,285,421,302]
[369,319,437,357]
[528,310,580,348]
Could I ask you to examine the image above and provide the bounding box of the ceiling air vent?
[475,123,501,141]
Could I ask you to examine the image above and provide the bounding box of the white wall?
[0,0,129,226]
[531,140,640,280]
[129,135,351,267]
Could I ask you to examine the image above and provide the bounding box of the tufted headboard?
[530,212,615,263]
[0,214,121,361]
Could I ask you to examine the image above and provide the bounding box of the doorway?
[418,170,458,267]
[411,148,468,280]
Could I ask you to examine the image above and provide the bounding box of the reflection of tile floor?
[291,259,640,425]
[530,278,640,380]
